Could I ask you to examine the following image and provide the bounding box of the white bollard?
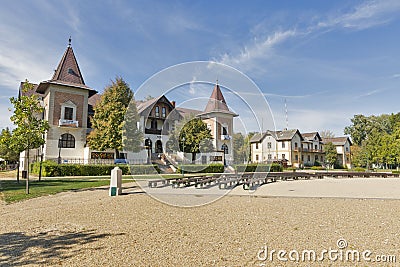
[109,166,122,196]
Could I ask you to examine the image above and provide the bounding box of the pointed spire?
[52,40,85,85]
[204,81,229,113]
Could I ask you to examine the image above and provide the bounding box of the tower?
[198,81,238,165]
[35,40,97,162]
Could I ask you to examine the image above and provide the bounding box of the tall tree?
[9,80,49,192]
[88,77,138,159]
[169,115,213,163]
[324,142,337,169]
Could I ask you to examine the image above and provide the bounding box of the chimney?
[171,101,176,107]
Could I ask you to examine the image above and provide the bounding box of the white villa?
[250,129,351,168]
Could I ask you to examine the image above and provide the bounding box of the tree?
[169,115,214,163]
[0,128,20,164]
[88,77,139,159]
[320,130,335,139]
[324,142,337,169]
[9,80,49,192]
[233,133,246,164]
[122,102,143,154]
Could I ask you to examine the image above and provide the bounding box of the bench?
[148,179,170,188]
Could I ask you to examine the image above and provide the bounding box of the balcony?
[221,135,232,140]
[145,128,162,135]
[59,119,78,128]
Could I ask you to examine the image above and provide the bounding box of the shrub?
[392,170,400,174]
[310,166,325,170]
[30,160,159,177]
[235,163,283,172]
[176,163,224,174]
[352,167,366,172]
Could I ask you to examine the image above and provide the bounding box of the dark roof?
[36,44,97,96]
[302,132,322,142]
[176,107,202,117]
[19,82,43,98]
[52,45,85,85]
[250,129,302,143]
[200,82,238,117]
[322,137,352,146]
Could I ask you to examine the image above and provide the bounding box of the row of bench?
[147,171,400,190]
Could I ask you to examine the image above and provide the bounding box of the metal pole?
[182,137,185,177]
[58,137,62,164]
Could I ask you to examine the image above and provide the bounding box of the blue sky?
[1,0,400,135]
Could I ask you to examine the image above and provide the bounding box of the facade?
[322,137,352,168]
[251,129,350,168]
[19,42,238,169]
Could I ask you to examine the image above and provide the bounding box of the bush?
[235,163,283,173]
[352,167,366,172]
[392,170,400,174]
[31,161,160,177]
[310,166,325,170]
[176,163,224,174]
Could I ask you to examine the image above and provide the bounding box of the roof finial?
[68,36,72,47]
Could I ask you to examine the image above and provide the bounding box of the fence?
[45,158,148,165]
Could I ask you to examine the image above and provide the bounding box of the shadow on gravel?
[0,230,125,266]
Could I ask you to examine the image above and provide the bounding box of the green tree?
[122,102,143,154]
[319,130,335,138]
[169,115,214,163]
[0,128,20,164]
[233,133,246,164]
[88,77,139,158]
[9,80,49,192]
[324,142,337,169]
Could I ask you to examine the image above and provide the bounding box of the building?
[19,42,238,169]
[250,129,350,168]
[322,137,352,168]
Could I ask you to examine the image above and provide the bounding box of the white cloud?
[392,73,400,78]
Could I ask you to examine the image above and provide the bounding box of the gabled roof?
[322,137,352,146]
[250,129,303,143]
[199,82,238,117]
[302,132,322,142]
[137,95,183,120]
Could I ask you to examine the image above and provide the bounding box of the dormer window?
[59,100,78,127]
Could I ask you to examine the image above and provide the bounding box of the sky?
[1,0,400,136]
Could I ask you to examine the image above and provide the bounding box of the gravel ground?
[1,181,400,266]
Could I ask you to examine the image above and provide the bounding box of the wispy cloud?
[392,73,400,78]
[319,0,400,30]
[355,88,388,99]
[215,0,400,70]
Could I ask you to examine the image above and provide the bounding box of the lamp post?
[221,143,228,167]
[182,137,185,177]
[58,136,62,164]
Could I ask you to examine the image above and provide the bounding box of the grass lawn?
[0,179,132,204]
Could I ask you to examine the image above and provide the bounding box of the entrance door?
[155,140,163,154]
[201,155,207,164]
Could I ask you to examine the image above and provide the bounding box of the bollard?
[109,166,122,196]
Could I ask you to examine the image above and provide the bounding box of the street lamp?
[221,143,228,167]
[182,137,185,177]
[58,136,62,164]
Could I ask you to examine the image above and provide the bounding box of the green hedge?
[351,167,366,172]
[235,163,283,172]
[176,163,224,174]
[31,161,160,177]
[310,166,325,170]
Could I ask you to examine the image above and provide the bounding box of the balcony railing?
[221,135,232,140]
[294,148,324,153]
[145,128,162,135]
[59,119,79,128]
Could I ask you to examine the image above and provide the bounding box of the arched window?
[59,133,75,148]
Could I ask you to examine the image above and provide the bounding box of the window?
[155,106,160,117]
[222,126,228,135]
[282,154,285,159]
[295,155,298,161]
[59,133,75,148]
[315,145,318,150]
[64,107,73,120]
[282,142,285,148]
[346,147,349,152]
[268,154,272,160]
[161,107,166,118]
[255,143,259,149]
[256,154,259,161]
[301,155,304,161]
[315,155,319,161]
[151,119,157,129]
[294,142,298,149]
[267,142,271,149]
[307,155,311,161]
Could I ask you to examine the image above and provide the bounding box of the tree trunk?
[26,149,30,194]
[16,161,20,184]
[39,153,43,181]
[192,152,196,164]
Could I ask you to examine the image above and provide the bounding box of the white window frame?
[61,100,77,121]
